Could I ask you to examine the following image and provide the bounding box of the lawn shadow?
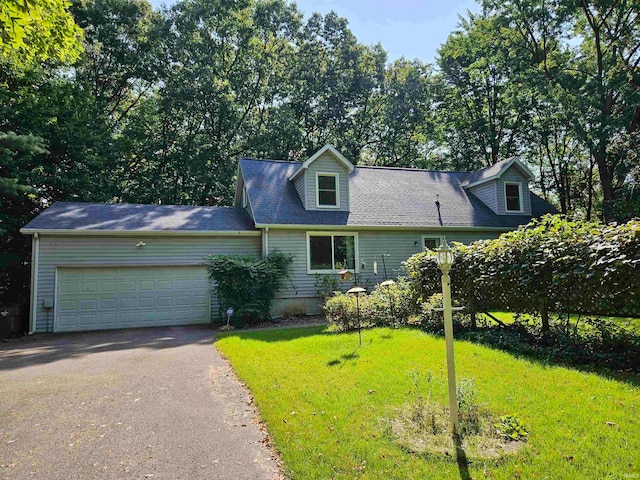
[327,351,360,367]
[215,324,329,344]
[455,435,471,480]
[451,328,640,388]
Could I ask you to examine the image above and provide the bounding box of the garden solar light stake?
[347,287,366,346]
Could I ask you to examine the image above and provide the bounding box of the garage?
[55,266,210,332]
[21,202,262,333]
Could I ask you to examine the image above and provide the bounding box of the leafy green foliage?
[206,251,293,324]
[323,277,419,331]
[406,215,640,324]
[456,378,483,437]
[314,273,341,300]
[0,0,83,67]
[494,415,529,442]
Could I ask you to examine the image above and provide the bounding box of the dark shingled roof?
[21,202,255,232]
[240,158,556,228]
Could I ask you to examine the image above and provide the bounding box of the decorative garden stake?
[225,306,234,329]
[347,286,366,346]
[435,238,459,436]
[380,279,396,326]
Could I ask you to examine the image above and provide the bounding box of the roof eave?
[252,222,518,231]
[462,158,535,189]
[288,144,355,182]
[19,228,260,236]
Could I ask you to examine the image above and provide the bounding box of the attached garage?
[21,203,261,333]
[55,266,210,332]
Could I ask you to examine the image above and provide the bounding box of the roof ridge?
[50,201,236,209]
[239,157,299,164]
[354,165,469,174]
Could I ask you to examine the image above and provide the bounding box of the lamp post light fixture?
[435,238,459,437]
[347,286,366,346]
[380,279,396,327]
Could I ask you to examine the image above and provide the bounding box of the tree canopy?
[1,0,639,303]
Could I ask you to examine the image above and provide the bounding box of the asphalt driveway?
[0,327,282,480]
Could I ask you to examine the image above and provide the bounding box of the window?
[504,182,522,212]
[241,186,248,208]
[421,235,442,251]
[316,173,339,208]
[307,232,358,273]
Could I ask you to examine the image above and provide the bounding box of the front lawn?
[216,326,639,479]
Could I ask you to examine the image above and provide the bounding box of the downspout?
[29,233,39,334]
[264,227,269,257]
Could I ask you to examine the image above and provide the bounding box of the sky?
[148,0,482,64]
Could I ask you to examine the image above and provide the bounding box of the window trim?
[306,231,359,274]
[504,181,524,213]
[315,172,340,209]
[421,235,443,251]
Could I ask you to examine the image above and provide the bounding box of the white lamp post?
[435,238,459,436]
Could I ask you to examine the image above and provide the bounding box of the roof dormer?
[288,145,354,211]
[462,158,535,216]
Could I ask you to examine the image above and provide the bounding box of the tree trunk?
[594,146,615,221]
[540,296,550,333]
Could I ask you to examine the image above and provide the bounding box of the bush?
[324,277,419,331]
[419,293,473,333]
[405,215,640,330]
[206,251,293,324]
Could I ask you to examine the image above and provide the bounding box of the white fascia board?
[19,229,261,236]
[288,144,355,181]
[462,158,535,189]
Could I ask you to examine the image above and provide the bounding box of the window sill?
[308,269,359,275]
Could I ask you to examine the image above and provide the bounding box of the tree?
[363,58,435,167]
[0,0,82,68]
[482,0,640,220]
[436,13,534,170]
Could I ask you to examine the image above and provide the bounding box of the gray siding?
[34,235,261,332]
[293,174,306,208]
[304,153,350,211]
[469,181,498,213]
[268,228,500,300]
[496,166,531,215]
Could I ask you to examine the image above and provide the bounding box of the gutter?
[252,223,516,232]
[29,233,39,334]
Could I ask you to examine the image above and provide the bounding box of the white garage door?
[55,266,210,332]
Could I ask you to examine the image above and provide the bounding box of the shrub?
[324,277,419,331]
[314,274,341,300]
[404,215,640,331]
[457,378,483,437]
[206,251,293,324]
[419,293,473,333]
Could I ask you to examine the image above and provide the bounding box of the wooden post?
[442,271,459,436]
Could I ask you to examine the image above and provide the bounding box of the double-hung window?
[504,182,523,213]
[316,173,339,208]
[307,232,358,273]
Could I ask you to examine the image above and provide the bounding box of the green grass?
[216,326,640,479]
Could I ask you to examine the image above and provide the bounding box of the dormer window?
[242,186,248,208]
[316,173,339,208]
[504,182,523,213]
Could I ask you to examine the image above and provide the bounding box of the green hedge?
[404,215,640,330]
[206,251,293,324]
